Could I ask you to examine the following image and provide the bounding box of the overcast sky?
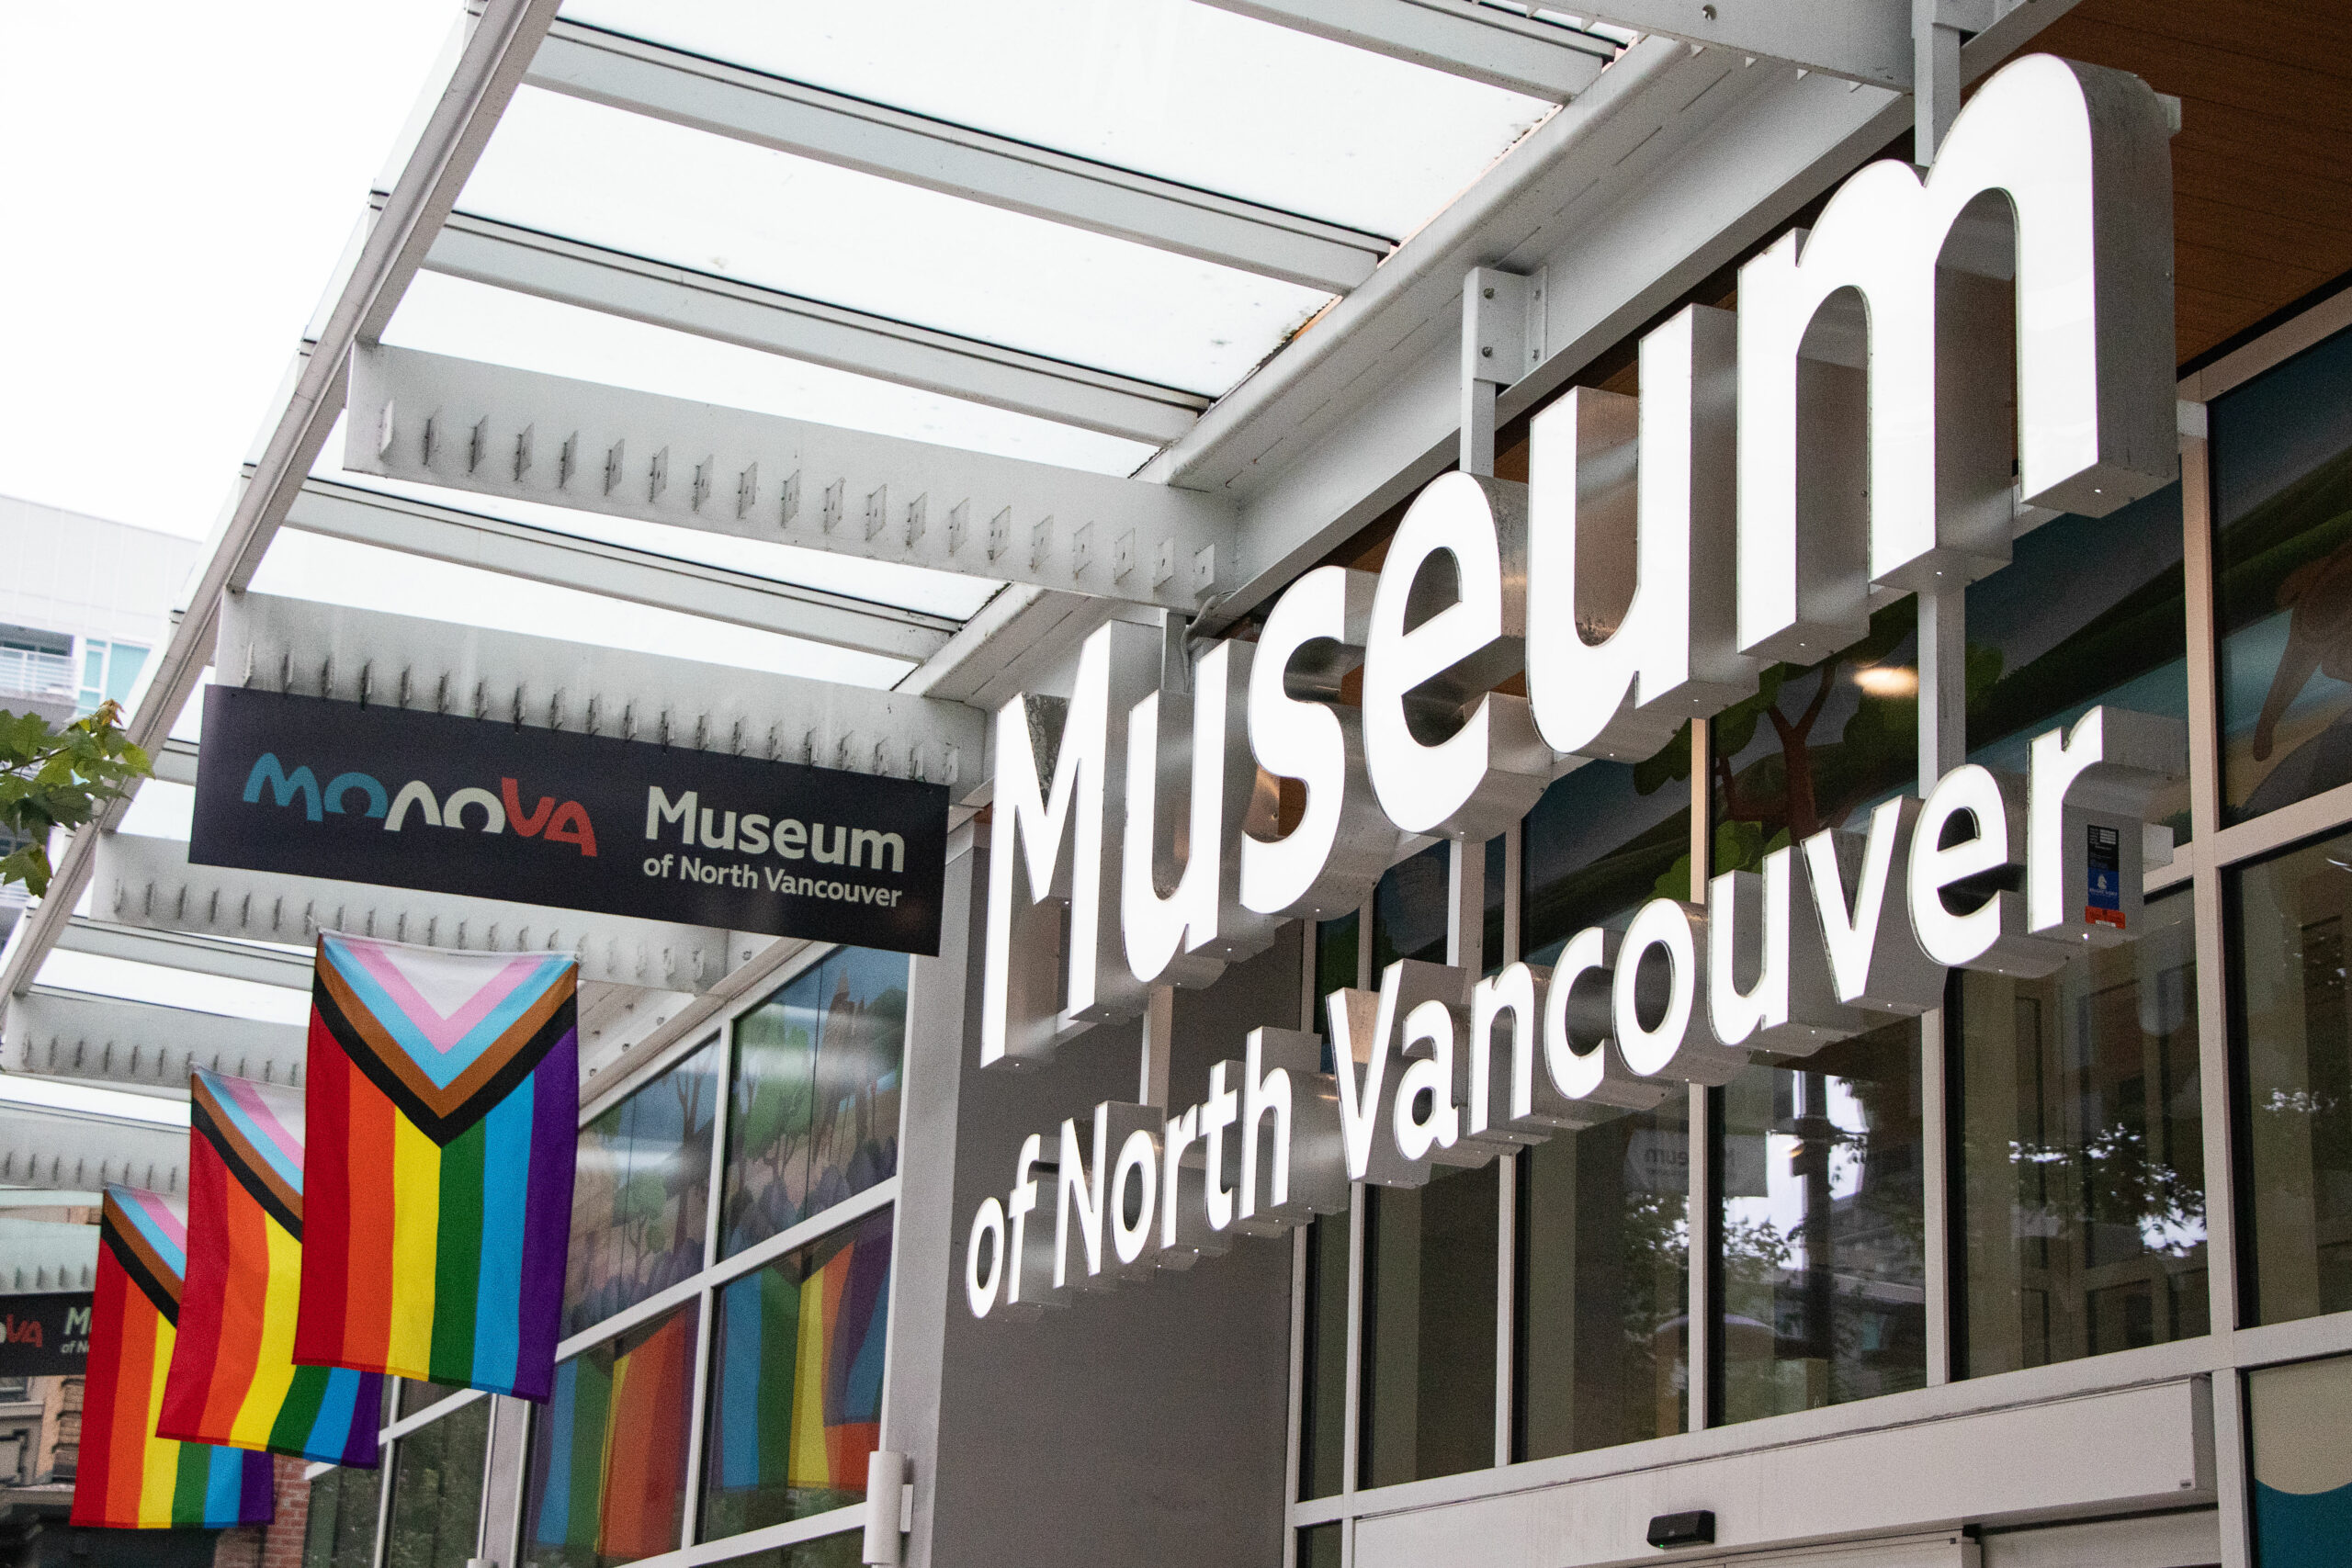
[0,4,458,1129]
[0,1,458,538]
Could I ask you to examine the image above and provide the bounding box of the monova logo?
[243,754,599,855]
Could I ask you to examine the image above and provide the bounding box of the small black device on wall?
[1647,1510,1716,1550]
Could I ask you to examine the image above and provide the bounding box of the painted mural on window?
[2215,322,2352,823]
[720,951,908,1258]
[563,1041,720,1338]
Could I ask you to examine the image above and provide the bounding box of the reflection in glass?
[1718,1021,1926,1423]
[1966,485,2190,839]
[524,1303,700,1566]
[1516,1095,1689,1458]
[714,1535,865,1568]
[2245,1353,2352,1563]
[564,1040,721,1336]
[723,952,909,1258]
[2212,322,2352,822]
[1713,604,1917,879]
[1360,1162,1497,1486]
[1522,741,1690,966]
[702,1210,893,1540]
[386,1396,490,1568]
[1953,895,2207,1376]
[302,1462,381,1568]
[1369,842,1449,974]
[399,1377,468,1419]
[1298,1213,1350,1499]
[2230,830,2352,1324]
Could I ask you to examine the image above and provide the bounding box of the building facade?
[3,4,2349,1568]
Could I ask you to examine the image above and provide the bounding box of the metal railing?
[0,649,74,703]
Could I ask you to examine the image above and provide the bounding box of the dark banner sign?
[0,1292,91,1377]
[190,685,949,954]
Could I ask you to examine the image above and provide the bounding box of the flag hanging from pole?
[294,933,579,1400]
[158,1070,383,1465]
[72,1187,275,1529]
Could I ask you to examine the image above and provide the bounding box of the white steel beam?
[1161,0,2079,633]
[1197,0,1612,99]
[220,591,988,788]
[425,216,1209,446]
[284,479,956,663]
[0,0,563,1004]
[153,738,202,788]
[91,833,744,997]
[8,989,308,1093]
[0,1219,97,1294]
[55,917,315,990]
[0,1105,190,1196]
[526,19,1389,294]
[345,344,1238,614]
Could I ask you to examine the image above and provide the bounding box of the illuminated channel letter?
[1907,764,2074,976]
[1612,899,1747,1086]
[1231,1028,1347,1231]
[1800,798,1945,1013]
[2025,705,2188,946]
[1540,927,1668,1113]
[981,621,1160,1069]
[1707,848,1864,1054]
[1362,474,1550,840]
[1527,305,1752,762]
[1239,567,1393,919]
[1123,638,1273,988]
[1737,55,2177,660]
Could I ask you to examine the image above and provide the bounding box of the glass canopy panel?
[557,0,1564,243]
[457,87,1332,395]
[245,530,913,689]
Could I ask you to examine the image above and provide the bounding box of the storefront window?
[1297,1522,1342,1568]
[303,1462,381,1568]
[1713,604,1917,880]
[1967,485,2191,839]
[1515,1096,1690,1458]
[1953,895,2207,1377]
[2246,1352,2352,1566]
[718,1536,865,1568]
[385,1396,490,1568]
[2229,828,2352,1325]
[1315,909,1360,1002]
[701,1209,893,1540]
[523,1303,700,1567]
[2213,322,2352,823]
[1523,743,1690,965]
[721,952,908,1258]
[1368,841,1448,973]
[1718,1020,1927,1424]
[1298,1212,1349,1499]
[1359,1162,1498,1487]
[565,1040,721,1337]
[399,1377,467,1419]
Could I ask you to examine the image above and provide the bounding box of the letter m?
[645,787,696,845]
[243,754,322,821]
[981,621,1159,1068]
[1734,54,2177,661]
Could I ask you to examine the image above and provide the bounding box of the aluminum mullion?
[1284,1226,1310,1568]
[678,1283,719,1547]
[2182,420,2253,1568]
[380,1385,489,1442]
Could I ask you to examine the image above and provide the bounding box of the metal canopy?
[0,0,2090,1149]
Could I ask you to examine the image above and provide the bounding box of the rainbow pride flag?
[526,1308,695,1559]
[294,934,578,1401]
[159,1070,382,1465]
[708,1212,891,1506]
[72,1187,275,1529]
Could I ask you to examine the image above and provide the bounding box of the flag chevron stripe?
[101,1192,185,1325]
[315,955,575,1145]
[190,1088,302,1240]
[324,939,568,1071]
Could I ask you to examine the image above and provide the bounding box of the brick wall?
[213,1455,311,1568]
